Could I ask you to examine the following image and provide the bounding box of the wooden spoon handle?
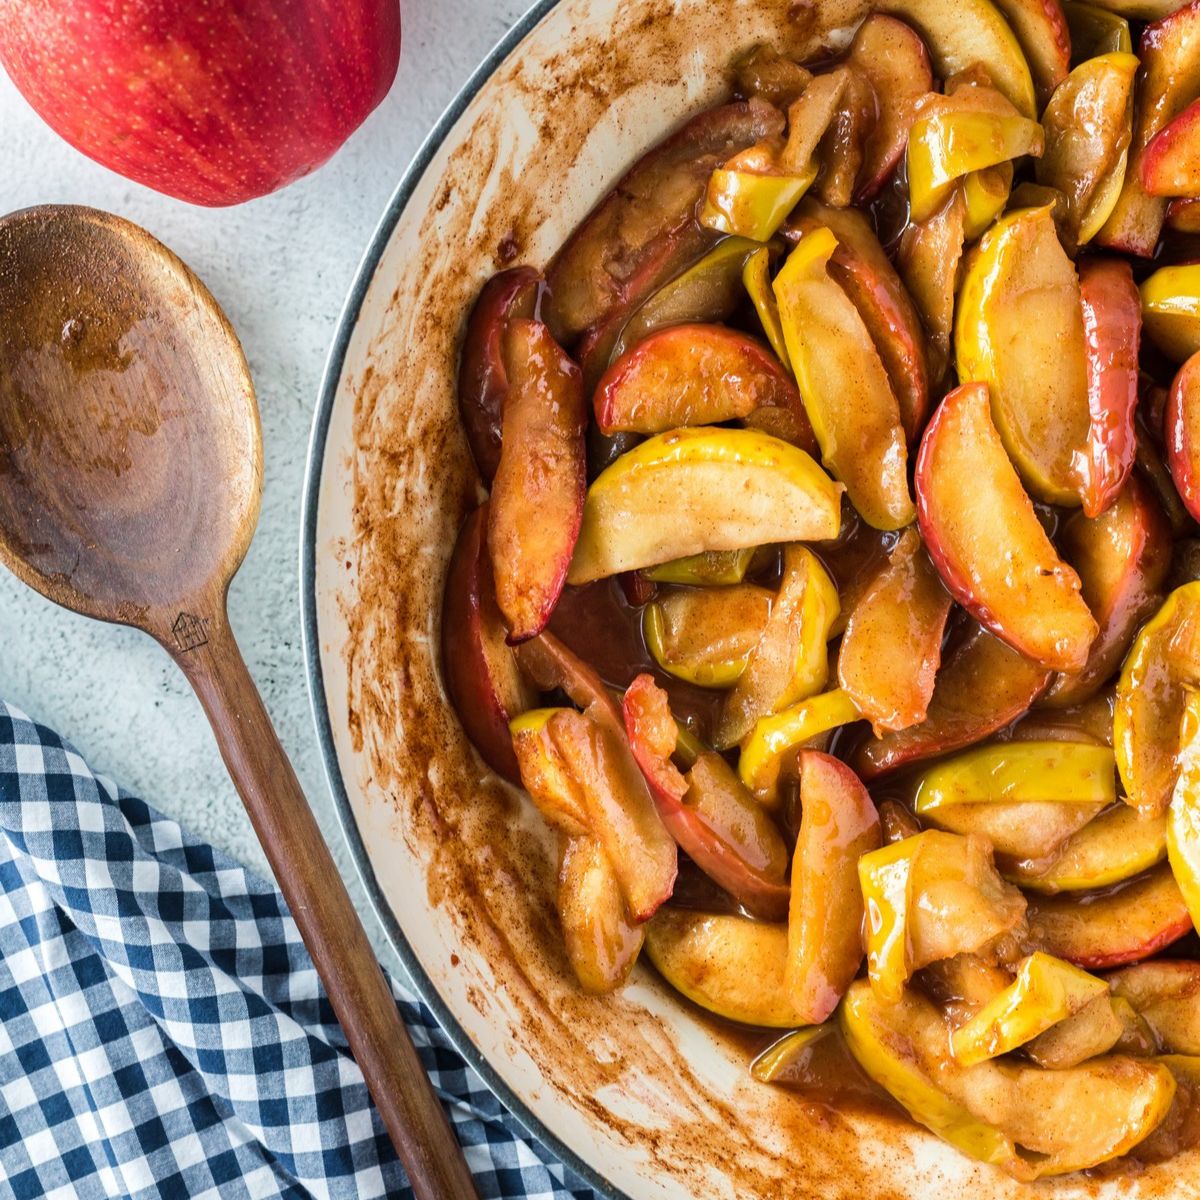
[174,606,479,1200]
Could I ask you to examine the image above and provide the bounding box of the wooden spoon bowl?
[0,205,476,1200]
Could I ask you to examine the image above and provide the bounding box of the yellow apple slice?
[1109,961,1200,1054]
[1023,993,1128,1068]
[750,1026,827,1083]
[742,246,790,369]
[912,741,1117,810]
[990,0,1072,106]
[1168,686,1200,931]
[567,427,842,583]
[1063,1,1133,58]
[699,161,817,243]
[643,908,811,1028]
[950,952,1110,1065]
[1116,582,1200,818]
[962,162,1014,240]
[774,226,913,530]
[916,382,1098,671]
[955,205,1091,505]
[875,0,1038,117]
[644,548,755,586]
[1012,803,1168,893]
[841,979,1177,1180]
[1141,262,1200,362]
[922,800,1106,864]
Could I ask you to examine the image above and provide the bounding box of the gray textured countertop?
[0,0,527,976]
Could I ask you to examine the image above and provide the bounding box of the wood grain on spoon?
[0,205,478,1200]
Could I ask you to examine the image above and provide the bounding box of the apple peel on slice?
[568,426,842,584]
[915,382,1097,672]
[1168,351,1200,521]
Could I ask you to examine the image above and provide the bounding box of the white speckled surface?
[0,0,528,976]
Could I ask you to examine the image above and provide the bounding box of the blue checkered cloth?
[0,700,599,1200]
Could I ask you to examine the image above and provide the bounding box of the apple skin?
[1143,97,1200,197]
[1168,198,1200,233]
[1078,258,1142,518]
[990,0,1071,106]
[457,268,541,484]
[0,0,400,206]
[1167,351,1200,522]
[441,506,535,784]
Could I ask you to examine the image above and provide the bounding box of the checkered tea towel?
[0,700,600,1200]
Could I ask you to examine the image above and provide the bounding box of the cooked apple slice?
[774,226,914,530]
[907,97,1044,223]
[1110,961,1200,1054]
[854,619,1052,779]
[956,207,1091,506]
[488,319,586,642]
[837,528,952,733]
[568,427,842,584]
[1026,864,1192,967]
[644,548,754,587]
[510,707,592,835]
[1169,687,1200,931]
[742,247,790,371]
[962,162,1014,240]
[812,66,877,208]
[1142,263,1200,363]
[623,674,791,919]
[1169,197,1200,231]
[644,908,811,1027]
[512,629,621,725]
[1138,1054,1200,1162]
[1077,257,1143,517]
[1081,0,1190,17]
[593,324,809,445]
[1012,803,1168,892]
[1168,352,1200,524]
[916,383,1097,671]
[786,751,880,1023]
[790,198,930,442]
[858,831,1027,1002]
[457,266,540,483]
[1045,475,1170,707]
[913,741,1117,811]
[558,836,644,994]
[1023,993,1127,1067]
[875,0,1037,116]
[737,689,861,806]
[1097,2,1200,256]
[642,584,772,688]
[1063,1,1132,59]
[843,979,1176,1179]
[1036,52,1139,243]
[951,952,1109,1065]
[734,44,813,108]
[750,1026,829,1084]
[991,0,1072,104]
[700,158,816,243]
[844,14,933,199]
[716,546,839,748]
[1144,97,1200,196]
[546,98,783,342]
[1115,583,1200,817]
[442,505,535,783]
[920,800,1106,865]
[1014,686,1116,745]
[898,189,968,384]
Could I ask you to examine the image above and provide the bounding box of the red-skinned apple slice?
[513,630,621,727]
[442,506,536,783]
[837,527,953,733]
[844,14,934,200]
[1169,198,1200,232]
[592,325,813,452]
[545,97,784,342]
[457,267,540,483]
[789,198,930,442]
[1078,258,1142,518]
[488,319,586,642]
[1168,351,1200,521]
[1045,475,1171,707]
[989,0,1071,106]
[786,751,881,1023]
[854,619,1052,779]
[1025,864,1192,968]
[1096,0,1200,256]
[916,383,1098,672]
[1144,98,1200,196]
[875,0,1038,117]
[623,674,791,920]
[774,226,914,530]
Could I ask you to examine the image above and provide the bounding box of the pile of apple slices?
[441,0,1200,1180]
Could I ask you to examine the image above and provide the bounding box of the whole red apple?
[0,0,401,206]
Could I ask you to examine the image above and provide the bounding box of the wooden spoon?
[0,205,480,1200]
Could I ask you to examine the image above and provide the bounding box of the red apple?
[916,383,1098,672]
[1143,97,1200,196]
[0,0,400,206]
[488,320,586,643]
[441,506,535,783]
[544,97,784,344]
[853,619,1052,779]
[1168,351,1200,521]
[1025,864,1192,968]
[1078,258,1142,518]
[457,268,542,484]
[623,674,791,920]
[593,324,812,449]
